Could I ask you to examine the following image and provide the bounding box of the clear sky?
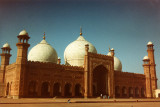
[0,0,160,88]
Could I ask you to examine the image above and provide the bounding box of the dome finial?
[43,32,46,40]
[80,26,82,36]
[109,46,111,52]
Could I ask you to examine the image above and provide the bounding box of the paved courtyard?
[0,98,160,107]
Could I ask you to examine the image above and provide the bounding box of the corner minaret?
[143,56,152,98]
[0,43,11,83]
[147,41,157,94]
[13,30,30,99]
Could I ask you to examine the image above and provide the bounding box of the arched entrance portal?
[92,65,108,97]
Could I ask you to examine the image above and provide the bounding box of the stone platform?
[0,98,160,107]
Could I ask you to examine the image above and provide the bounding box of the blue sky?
[0,0,160,88]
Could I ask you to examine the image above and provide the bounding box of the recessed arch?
[64,83,72,97]
[141,87,145,97]
[92,65,108,97]
[115,86,120,98]
[41,82,50,97]
[135,87,139,98]
[6,82,9,96]
[122,86,127,97]
[75,83,82,97]
[28,81,37,97]
[53,82,61,97]
[129,87,133,97]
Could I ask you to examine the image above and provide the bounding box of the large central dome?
[64,30,97,66]
[28,36,58,63]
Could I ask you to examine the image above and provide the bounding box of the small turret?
[57,57,61,64]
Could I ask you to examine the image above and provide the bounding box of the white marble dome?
[64,35,97,66]
[28,39,58,63]
[3,43,10,48]
[19,30,28,35]
[107,52,122,71]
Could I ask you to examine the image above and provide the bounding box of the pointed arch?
[115,86,120,98]
[122,86,127,97]
[141,87,145,97]
[75,84,82,97]
[28,81,37,97]
[53,82,61,97]
[92,65,108,97]
[129,87,133,97]
[135,87,139,97]
[6,82,9,96]
[64,83,72,97]
[41,82,50,97]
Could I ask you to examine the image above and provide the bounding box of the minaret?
[13,30,30,99]
[147,41,157,95]
[143,56,152,98]
[0,43,11,83]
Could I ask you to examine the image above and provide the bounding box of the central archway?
[92,65,108,97]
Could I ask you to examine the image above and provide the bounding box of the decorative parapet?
[115,71,145,79]
[61,64,84,71]
[27,61,84,72]
[6,62,16,71]
[88,52,113,60]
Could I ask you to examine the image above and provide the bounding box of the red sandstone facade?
[0,32,158,99]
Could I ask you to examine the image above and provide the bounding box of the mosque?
[0,29,158,99]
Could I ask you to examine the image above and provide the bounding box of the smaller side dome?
[3,43,10,48]
[28,39,58,63]
[143,56,149,60]
[107,52,122,71]
[19,30,28,35]
[114,56,122,71]
[147,41,153,45]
